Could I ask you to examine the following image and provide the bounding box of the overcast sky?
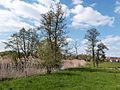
[0,0,120,57]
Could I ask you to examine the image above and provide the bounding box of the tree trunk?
[46,67,51,74]
[96,50,99,68]
[92,46,95,67]
[96,60,99,68]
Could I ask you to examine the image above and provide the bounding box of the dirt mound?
[61,59,87,69]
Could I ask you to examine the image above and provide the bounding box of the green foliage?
[0,51,21,65]
[0,67,120,90]
[0,51,18,59]
[38,40,55,66]
[96,42,108,61]
[38,40,62,73]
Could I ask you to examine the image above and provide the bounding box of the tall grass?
[0,58,46,80]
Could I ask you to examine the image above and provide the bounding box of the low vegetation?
[0,66,120,90]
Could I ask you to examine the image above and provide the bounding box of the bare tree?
[73,40,79,59]
[3,33,21,59]
[85,28,100,67]
[3,28,39,59]
[62,41,72,60]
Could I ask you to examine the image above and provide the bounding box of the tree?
[85,28,100,67]
[73,40,79,59]
[38,3,67,74]
[38,40,61,74]
[3,28,39,60]
[3,33,21,59]
[96,42,108,67]
[62,38,72,60]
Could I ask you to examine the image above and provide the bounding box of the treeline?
[0,3,108,77]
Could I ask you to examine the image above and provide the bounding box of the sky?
[0,0,120,57]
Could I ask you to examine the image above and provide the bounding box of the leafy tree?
[96,42,108,67]
[38,40,62,74]
[85,28,100,67]
[38,3,67,74]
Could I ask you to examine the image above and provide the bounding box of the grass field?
[87,62,120,68]
[0,62,120,90]
[99,62,120,68]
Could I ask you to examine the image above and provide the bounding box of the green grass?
[86,62,120,69]
[0,67,120,90]
[99,62,120,68]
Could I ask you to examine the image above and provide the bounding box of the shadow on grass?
[53,72,81,76]
[0,77,13,82]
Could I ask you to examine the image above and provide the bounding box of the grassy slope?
[0,62,120,90]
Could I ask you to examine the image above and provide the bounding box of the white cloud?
[78,35,120,57]
[11,1,42,20]
[0,0,69,33]
[0,0,70,51]
[68,39,87,55]
[77,39,87,54]
[90,3,97,7]
[115,6,120,14]
[114,0,120,14]
[0,0,42,32]
[0,39,7,51]
[0,9,32,32]
[0,0,13,9]
[0,0,117,54]
[0,39,12,51]
[64,36,120,57]
[61,4,70,17]
[71,5,114,29]
[66,38,74,43]
[102,35,120,45]
[74,35,120,57]
[72,0,83,5]
[70,35,120,57]
[0,39,7,44]
[102,35,120,57]
[71,5,84,14]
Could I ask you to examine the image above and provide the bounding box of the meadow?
[0,62,120,90]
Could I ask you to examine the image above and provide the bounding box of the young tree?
[96,42,108,67]
[38,3,67,74]
[38,39,61,74]
[85,28,100,67]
